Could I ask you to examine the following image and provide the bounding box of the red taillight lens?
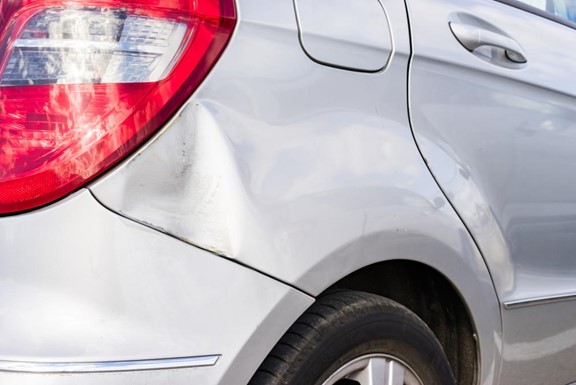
[0,0,236,214]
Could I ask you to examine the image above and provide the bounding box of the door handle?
[449,22,527,64]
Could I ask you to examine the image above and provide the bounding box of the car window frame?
[495,0,576,29]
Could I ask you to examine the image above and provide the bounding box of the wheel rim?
[321,354,424,385]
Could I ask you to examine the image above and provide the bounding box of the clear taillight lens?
[2,8,188,85]
[0,0,236,214]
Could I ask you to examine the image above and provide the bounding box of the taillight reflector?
[0,0,236,214]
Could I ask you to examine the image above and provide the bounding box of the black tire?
[249,290,456,385]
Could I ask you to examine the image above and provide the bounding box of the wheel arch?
[327,259,479,385]
[288,224,503,385]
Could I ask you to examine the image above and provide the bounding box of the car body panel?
[90,0,502,383]
[0,190,313,385]
[4,0,574,383]
[293,0,393,71]
[406,0,576,383]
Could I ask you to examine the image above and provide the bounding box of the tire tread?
[248,290,455,385]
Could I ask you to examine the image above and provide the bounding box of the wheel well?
[329,260,478,385]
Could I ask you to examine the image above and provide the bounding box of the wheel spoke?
[348,356,406,385]
[321,354,422,385]
[385,360,406,385]
[350,357,388,385]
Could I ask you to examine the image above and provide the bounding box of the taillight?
[0,0,236,214]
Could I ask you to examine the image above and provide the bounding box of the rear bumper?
[0,190,313,384]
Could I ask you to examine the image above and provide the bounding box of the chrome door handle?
[449,22,527,64]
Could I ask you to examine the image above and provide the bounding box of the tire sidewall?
[289,297,453,385]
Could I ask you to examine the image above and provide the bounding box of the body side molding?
[0,356,220,374]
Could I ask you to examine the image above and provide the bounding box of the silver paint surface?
[0,190,312,385]
[6,0,575,383]
[91,0,502,384]
[407,0,576,383]
[293,0,393,71]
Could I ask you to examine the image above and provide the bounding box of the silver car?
[1,0,575,384]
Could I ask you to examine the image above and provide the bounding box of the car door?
[406,1,576,384]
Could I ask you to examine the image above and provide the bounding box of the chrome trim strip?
[0,355,220,374]
[504,293,576,309]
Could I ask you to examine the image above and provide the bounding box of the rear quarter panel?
[91,0,503,383]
